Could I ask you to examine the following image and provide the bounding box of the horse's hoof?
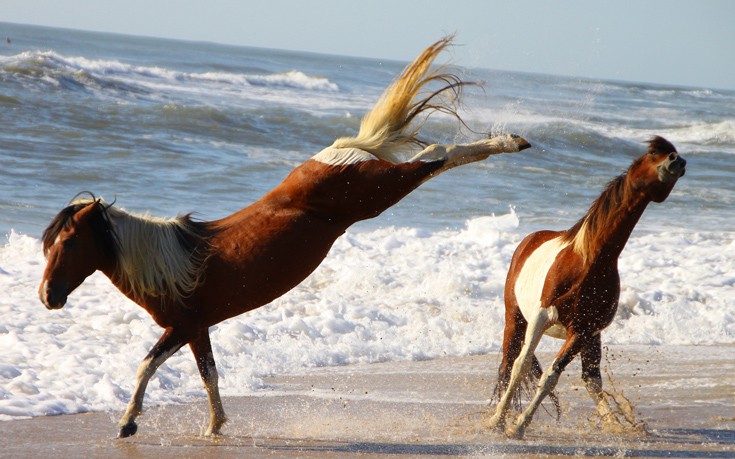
[488,133,531,151]
[204,427,222,437]
[118,422,138,438]
[505,424,525,440]
[511,134,532,151]
[203,417,228,437]
[484,414,504,431]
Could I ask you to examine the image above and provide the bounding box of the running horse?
[487,136,686,438]
[39,37,530,438]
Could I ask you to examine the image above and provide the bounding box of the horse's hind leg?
[190,332,227,436]
[486,308,547,431]
[408,135,528,173]
[531,355,561,420]
[118,327,186,438]
[495,309,526,404]
[580,334,620,427]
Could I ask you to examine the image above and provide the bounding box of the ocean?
[1,22,733,421]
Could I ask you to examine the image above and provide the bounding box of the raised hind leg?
[409,135,530,173]
[118,327,186,438]
[506,333,585,439]
[580,334,620,427]
[486,307,549,431]
[190,331,227,436]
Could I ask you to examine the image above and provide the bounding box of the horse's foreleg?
[409,135,530,172]
[580,334,619,426]
[486,308,547,431]
[190,332,227,436]
[507,333,584,439]
[118,327,186,438]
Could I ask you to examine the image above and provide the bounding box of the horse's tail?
[330,35,473,164]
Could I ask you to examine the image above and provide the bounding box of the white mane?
[74,198,207,305]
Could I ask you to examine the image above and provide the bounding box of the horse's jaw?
[39,279,68,310]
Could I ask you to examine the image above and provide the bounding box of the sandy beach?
[3,344,733,458]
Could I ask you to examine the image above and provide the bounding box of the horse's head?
[630,136,686,203]
[39,197,117,310]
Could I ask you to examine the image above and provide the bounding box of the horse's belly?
[514,237,569,326]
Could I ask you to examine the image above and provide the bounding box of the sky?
[3,0,734,90]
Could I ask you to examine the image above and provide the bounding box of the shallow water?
[5,346,734,458]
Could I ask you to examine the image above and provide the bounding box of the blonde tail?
[331,35,473,163]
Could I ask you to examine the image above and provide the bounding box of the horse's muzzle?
[676,157,686,177]
[658,155,686,183]
[39,280,67,310]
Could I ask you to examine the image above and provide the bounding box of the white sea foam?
[240,70,339,91]
[1,51,340,95]
[660,120,735,147]
[1,212,733,420]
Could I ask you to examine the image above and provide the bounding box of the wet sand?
[4,345,734,458]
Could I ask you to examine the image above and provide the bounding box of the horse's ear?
[88,198,104,213]
[90,196,115,211]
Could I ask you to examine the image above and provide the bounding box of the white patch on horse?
[39,279,48,304]
[514,237,569,339]
[409,136,521,171]
[545,311,567,339]
[409,144,448,163]
[312,147,378,166]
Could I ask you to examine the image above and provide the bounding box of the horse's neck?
[100,264,135,300]
[590,191,650,264]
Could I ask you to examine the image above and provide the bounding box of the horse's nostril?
[669,152,678,161]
